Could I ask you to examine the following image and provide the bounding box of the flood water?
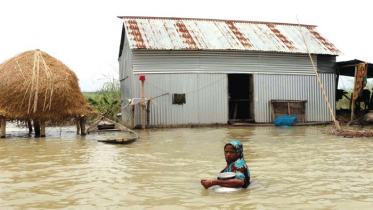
[1,125,373,209]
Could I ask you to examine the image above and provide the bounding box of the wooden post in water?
[80,115,86,135]
[139,74,146,129]
[27,120,33,134]
[40,120,46,137]
[131,106,135,128]
[146,100,151,128]
[34,120,41,137]
[1,116,6,138]
[76,118,80,135]
[351,65,358,121]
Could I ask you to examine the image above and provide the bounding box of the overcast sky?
[1,0,372,91]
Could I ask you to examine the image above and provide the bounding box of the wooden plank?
[271,100,307,122]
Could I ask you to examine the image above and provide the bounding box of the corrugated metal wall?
[119,37,136,122]
[120,46,336,125]
[130,73,228,126]
[132,50,318,75]
[254,73,336,122]
[317,55,337,73]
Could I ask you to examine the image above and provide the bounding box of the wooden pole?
[40,120,46,137]
[351,65,358,121]
[131,106,135,128]
[297,18,341,130]
[76,118,80,135]
[1,117,6,138]
[146,100,151,128]
[80,115,86,135]
[270,101,275,122]
[141,80,146,129]
[34,120,41,137]
[27,120,33,134]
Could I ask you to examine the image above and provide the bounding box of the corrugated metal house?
[118,16,342,127]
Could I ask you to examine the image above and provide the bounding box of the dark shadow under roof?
[337,59,373,78]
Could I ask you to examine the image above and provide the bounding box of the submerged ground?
[1,125,373,209]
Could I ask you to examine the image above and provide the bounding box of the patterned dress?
[220,140,251,188]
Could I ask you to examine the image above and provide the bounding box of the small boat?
[97,123,115,130]
[98,137,137,144]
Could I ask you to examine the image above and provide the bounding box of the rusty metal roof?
[119,16,341,55]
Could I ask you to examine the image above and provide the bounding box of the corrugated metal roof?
[119,16,341,55]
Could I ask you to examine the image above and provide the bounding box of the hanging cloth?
[353,63,368,100]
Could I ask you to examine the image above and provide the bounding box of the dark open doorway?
[228,74,254,123]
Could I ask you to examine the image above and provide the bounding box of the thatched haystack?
[0,49,96,122]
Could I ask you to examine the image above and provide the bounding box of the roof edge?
[128,48,341,56]
[117,16,317,27]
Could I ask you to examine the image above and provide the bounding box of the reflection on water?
[1,125,373,209]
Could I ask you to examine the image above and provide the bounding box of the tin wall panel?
[132,50,318,75]
[254,73,336,123]
[119,36,137,123]
[126,73,228,126]
[317,55,337,73]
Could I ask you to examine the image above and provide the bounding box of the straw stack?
[0,49,96,122]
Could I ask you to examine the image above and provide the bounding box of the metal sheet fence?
[254,73,336,122]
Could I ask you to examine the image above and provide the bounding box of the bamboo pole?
[1,117,6,138]
[351,65,358,121]
[141,80,146,129]
[129,93,169,106]
[40,120,46,137]
[297,18,341,130]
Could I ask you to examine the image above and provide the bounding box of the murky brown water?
[1,125,373,209]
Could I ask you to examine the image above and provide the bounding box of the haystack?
[0,49,97,137]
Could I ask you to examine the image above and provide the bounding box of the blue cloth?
[273,116,299,126]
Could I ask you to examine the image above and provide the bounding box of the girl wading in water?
[201,140,250,189]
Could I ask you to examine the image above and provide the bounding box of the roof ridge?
[117,16,317,27]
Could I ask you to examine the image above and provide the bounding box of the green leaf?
[103,97,109,105]
[87,98,98,106]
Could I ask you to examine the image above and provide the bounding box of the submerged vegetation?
[84,75,122,122]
